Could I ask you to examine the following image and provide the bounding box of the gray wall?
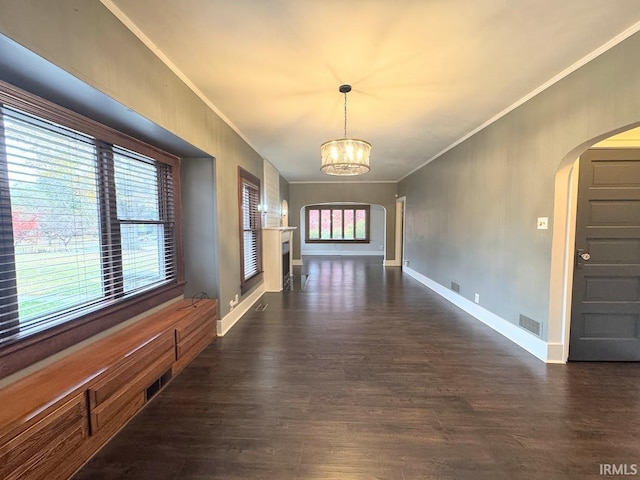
[300,204,385,256]
[289,183,397,262]
[279,174,289,209]
[181,158,219,299]
[0,0,264,317]
[398,30,640,341]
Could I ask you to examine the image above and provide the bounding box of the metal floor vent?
[519,314,541,337]
[255,303,268,312]
[451,282,460,293]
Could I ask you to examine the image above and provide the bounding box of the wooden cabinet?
[0,298,218,480]
[0,394,88,480]
[87,331,175,411]
[174,300,217,372]
[87,331,175,434]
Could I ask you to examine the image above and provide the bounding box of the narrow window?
[238,167,262,293]
[114,146,174,294]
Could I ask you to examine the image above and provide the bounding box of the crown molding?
[100,0,261,156]
[398,20,640,182]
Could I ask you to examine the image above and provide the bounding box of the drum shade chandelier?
[320,84,371,176]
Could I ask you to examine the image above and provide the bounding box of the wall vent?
[255,303,268,312]
[145,368,172,402]
[451,282,460,293]
[519,314,541,337]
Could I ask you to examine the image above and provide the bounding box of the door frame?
[550,123,640,362]
[395,196,406,267]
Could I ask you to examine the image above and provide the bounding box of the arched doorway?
[549,123,640,362]
[281,199,289,227]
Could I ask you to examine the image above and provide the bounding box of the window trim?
[305,204,371,243]
[237,167,263,294]
[0,80,184,379]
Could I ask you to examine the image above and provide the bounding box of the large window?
[0,82,180,356]
[305,204,370,243]
[238,167,262,293]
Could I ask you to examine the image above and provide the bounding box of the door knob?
[576,249,591,269]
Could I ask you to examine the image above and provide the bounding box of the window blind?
[238,168,262,292]
[113,146,176,294]
[0,104,176,345]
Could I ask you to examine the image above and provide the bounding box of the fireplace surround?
[262,227,296,292]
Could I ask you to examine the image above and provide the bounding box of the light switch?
[537,217,548,230]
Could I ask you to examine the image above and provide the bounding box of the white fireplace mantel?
[263,226,297,234]
[262,227,297,292]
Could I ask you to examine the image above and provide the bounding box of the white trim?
[303,251,384,257]
[562,160,580,362]
[546,343,566,364]
[548,155,582,364]
[397,20,640,182]
[292,259,304,266]
[384,260,401,267]
[395,196,406,268]
[99,0,260,156]
[289,180,397,184]
[403,266,550,362]
[217,284,265,336]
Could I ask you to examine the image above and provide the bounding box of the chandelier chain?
[343,91,348,138]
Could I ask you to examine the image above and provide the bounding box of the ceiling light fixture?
[320,84,371,176]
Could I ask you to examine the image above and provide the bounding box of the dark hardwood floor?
[74,256,640,480]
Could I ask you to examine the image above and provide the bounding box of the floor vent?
[255,303,268,312]
[451,282,460,293]
[519,314,541,336]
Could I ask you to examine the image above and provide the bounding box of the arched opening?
[281,199,289,227]
[298,202,388,261]
[549,122,640,362]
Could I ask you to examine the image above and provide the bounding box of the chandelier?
[320,84,371,176]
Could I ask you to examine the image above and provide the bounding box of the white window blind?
[238,169,262,292]
[0,104,176,345]
[114,146,175,294]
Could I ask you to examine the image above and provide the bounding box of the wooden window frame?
[305,204,371,243]
[238,167,263,294]
[0,80,185,380]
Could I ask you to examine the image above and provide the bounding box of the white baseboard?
[546,343,566,363]
[403,266,552,363]
[292,259,304,266]
[384,260,401,267]
[217,284,265,336]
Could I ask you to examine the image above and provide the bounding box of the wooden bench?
[0,297,217,480]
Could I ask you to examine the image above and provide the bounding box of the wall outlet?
[229,294,239,310]
[403,260,409,266]
[474,293,480,304]
[537,217,548,230]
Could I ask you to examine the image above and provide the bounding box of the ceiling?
[104,0,640,182]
